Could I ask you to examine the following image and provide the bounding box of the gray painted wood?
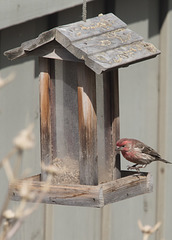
[0,18,47,240]
[109,1,160,240]
[0,0,92,30]
[157,1,172,239]
[51,206,101,240]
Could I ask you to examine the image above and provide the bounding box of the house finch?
[116,138,171,171]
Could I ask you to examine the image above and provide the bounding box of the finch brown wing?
[137,142,161,158]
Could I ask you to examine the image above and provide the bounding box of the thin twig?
[3,159,15,183]
[138,220,161,240]
[13,149,23,179]
[6,219,23,240]
[0,147,18,227]
[22,175,53,218]
[0,73,15,89]
[0,124,35,239]
[0,148,17,169]
[1,174,53,239]
[0,191,11,226]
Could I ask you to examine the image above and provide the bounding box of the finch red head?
[116,138,171,171]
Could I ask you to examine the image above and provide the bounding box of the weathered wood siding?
[0,17,49,239]
[157,1,172,240]
[110,1,160,240]
[0,0,92,30]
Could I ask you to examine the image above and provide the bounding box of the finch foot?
[127,165,140,172]
[127,164,147,172]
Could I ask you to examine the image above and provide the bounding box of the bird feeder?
[4,13,160,207]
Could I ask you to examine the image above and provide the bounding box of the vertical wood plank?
[39,58,56,181]
[62,61,79,161]
[156,2,170,239]
[49,60,57,160]
[77,62,98,185]
[45,205,53,240]
[111,70,121,180]
[102,70,121,181]
[100,205,111,240]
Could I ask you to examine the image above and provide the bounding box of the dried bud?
[3,209,15,221]
[138,220,161,235]
[141,225,152,234]
[13,124,35,150]
[42,163,58,175]
[0,73,15,89]
[19,181,35,200]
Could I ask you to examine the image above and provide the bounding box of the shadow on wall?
[114,0,172,38]
[0,16,48,76]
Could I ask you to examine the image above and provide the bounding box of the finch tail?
[159,158,172,164]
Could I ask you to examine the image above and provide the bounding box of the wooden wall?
[0,16,48,240]
[0,0,172,239]
[111,1,159,239]
[0,0,92,29]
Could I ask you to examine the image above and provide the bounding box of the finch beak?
[115,146,123,151]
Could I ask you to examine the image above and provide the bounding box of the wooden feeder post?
[102,70,120,181]
[4,13,160,207]
[39,58,57,181]
[77,63,98,185]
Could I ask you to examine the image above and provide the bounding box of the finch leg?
[127,164,140,172]
[127,164,147,172]
[141,164,147,168]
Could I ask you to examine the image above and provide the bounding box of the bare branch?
[138,220,161,240]
[13,124,35,151]
[0,73,15,89]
